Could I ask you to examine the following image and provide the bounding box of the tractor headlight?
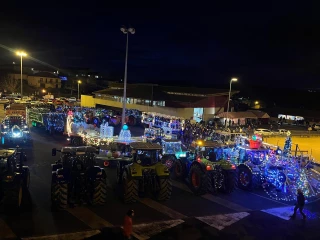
[179,153,186,157]
[13,132,21,138]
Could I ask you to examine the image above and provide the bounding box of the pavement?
[1,127,320,240]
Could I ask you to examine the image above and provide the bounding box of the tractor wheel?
[237,166,253,190]
[188,164,208,195]
[172,159,186,180]
[3,180,23,210]
[92,178,107,206]
[161,155,176,170]
[23,167,30,190]
[51,183,68,208]
[116,161,123,184]
[122,170,138,203]
[156,178,172,201]
[220,170,236,194]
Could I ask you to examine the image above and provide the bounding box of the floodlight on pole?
[120,26,135,126]
[16,51,27,97]
[226,78,238,127]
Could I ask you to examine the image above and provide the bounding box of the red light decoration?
[197,157,201,162]
[206,165,212,171]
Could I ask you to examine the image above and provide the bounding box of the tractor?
[0,147,29,210]
[160,139,188,170]
[143,127,176,144]
[116,142,172,203]
[51,146,107,208]
[173,140,236,195]
[1,115,31,146]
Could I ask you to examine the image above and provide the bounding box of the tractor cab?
[162,139,187,159]
[194,140,230,162]
[131,142,162,166]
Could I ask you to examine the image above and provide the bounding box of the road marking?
[22,230,100,240]
[139,198,187,219]
[261,206,319,221]
[196,212,250,230]
[67,207,113,229]
[66,207,143,240]
[133,219,184,239]
[201,194,252,212]
[172,180,252,212]
[0,218,17,239]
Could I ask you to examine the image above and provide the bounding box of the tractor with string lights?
[0,147,29,210]
[1,115,31,146]
[173,140,237,195]
[51,146,107,208]
[235,133,320,201]
[114,142,172,203]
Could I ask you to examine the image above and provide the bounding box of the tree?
[0,76,20,94]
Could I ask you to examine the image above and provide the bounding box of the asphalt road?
[1,128,320,240]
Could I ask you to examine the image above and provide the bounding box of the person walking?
[123,210,134,239]
[290,189,306,220]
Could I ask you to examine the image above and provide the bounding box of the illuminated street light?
[16,51,27,97]
[78,80,82,100]
[226,78,238,127]
[42,89,46,93]
[120,26,135,126]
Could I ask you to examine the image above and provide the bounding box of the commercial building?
[81,82,238,121]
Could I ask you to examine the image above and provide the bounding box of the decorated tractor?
[172,140,236,195]
[1,115,31,146]
[160,139,188,170]
[144,127,177,144]
[51,146,107,208]
[236,134,320,201]
[116,142,172,203]
[0,147,29,210]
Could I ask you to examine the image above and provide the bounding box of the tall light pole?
[77,80,81,100]
[120,26,135,126]
[16,51,27,97]
[226,78,238,127]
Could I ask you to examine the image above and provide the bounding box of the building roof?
[28,72,59,78]
[247,110,270,118]
[94,84,234,103]
[217,111,258,119]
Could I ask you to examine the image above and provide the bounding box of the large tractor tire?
[237,166,253,190]
[122,170,138,203]
[92,178,107,206]
[172,159,187,180]
[188,164,208,195]
[23,167,30,190]
[161,155,176,171]
[3,180,23,210]
[156,178,172,201]
[51,182,68,209]
[220,170,236,194]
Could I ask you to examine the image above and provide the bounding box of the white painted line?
[133,219,184,239]
[22,230,100,240]
[172,180,252,212]
[201,194,252,212]
[0,218,17,239]
[196,212,250,231]
[67,207,113,229]
[261,206,295,220]
[67,207,144,240]
[139,198,187,219]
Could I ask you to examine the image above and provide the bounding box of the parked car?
[68,97,77,102]
[254,128,274,136]
[276,129,289,135]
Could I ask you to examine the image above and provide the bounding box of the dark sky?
[0,3,319,88]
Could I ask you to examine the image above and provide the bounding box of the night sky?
[0,3,319,88]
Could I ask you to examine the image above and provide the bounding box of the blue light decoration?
[252,135,257,141]
[122,124,129,130]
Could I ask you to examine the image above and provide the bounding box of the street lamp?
[226,78,238,127]
[16,51,27,97]
[120,26,135,126]
[42,89,46,93]
[77,80,82,100]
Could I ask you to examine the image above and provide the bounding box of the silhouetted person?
[123,209,134,239]
[291,189,306,220]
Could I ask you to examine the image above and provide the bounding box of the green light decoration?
[252,135,257,141]
[122,124,129,130]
